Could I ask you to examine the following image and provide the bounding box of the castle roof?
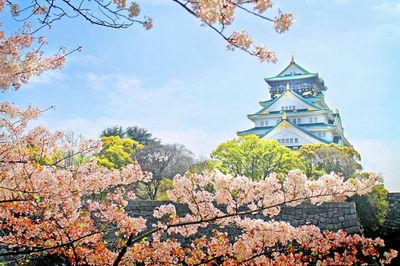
[265,57,318,82]
[238,118,331,144]
[249,87,324,118]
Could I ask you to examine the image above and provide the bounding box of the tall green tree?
[125,126,160,145]
[352,184,388,236]
[299,143,362,180]
[96,136,142,170]
[101,125,159,146]
[299,144,388,235]
[211,135,304,180]
[101,126,125,139]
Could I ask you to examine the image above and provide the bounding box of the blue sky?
[3,0,400,191]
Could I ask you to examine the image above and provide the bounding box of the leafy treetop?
[211,135,304,180]
[96,136,142,170]
[299,143,362,180]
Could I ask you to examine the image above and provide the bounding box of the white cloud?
[153,128,233,157]
[85,73,181,102]
[353,139,400,192]
[28,71,68,85]
[30,116,141,138]
[82,72,219,128]
[373,1,400,13]
[364,23,400,41]
[29,72,231,157]
[30,114,231,158]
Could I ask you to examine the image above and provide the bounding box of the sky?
[2,0,400,191]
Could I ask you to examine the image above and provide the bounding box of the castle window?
[314,117,318,123]
[297,118,301,124]
[295,138,299,143]
[309,117,313,123]
[282,105,296,112]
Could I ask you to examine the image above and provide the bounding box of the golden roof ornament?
[282,112,287,120]
[285,83,290,91]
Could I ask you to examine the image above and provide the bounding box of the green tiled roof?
[300,123,334,129]
[237,126,273,136]
[288,121,331,144]
[260,94,322,107]
[265,73,317,82]
[265,59,318,82]
[248,109,327,119]
[238,120,332,144]
[253,89,323,116]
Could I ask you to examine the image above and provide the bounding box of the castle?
[238,57,351,149]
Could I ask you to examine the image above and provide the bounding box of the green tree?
[101,125,160,146]
[189,157,216,174]
[101,126,125,139]
[96,136,142,169]
[211,135,304,180]
[125,126,160,145]
[299,144,388,235]
[299,143,362,180]
[350,173,388,236]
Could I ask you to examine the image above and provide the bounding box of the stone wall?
[382,192,400,238]
[126,200,361,234]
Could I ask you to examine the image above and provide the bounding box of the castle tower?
[237,57,351,149]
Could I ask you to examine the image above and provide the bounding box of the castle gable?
[263,120,328,147]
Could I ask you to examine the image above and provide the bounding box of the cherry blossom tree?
[0,0,294,92]
[2,0,293,66]
[0,103,398,264]
[0,1,398,265]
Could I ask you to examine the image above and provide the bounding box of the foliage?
[154,178,174,201]
[134,143,194,200]
[211,135,304,180]
[101,125,160,146]
[101,126,125,139]
[299,143,362,180]
[350,174,389,236]
[61,131,90,167]
[299,145,388,236]
[188,157,216,174]
[0,104,397,264]
[131,228,397,265]
[125,126,160,146]
[96,136,142,169]
[1,1,398,265]
[0,15,69,91]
